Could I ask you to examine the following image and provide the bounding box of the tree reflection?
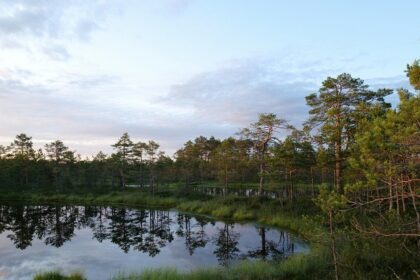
[44,206,77,247]
[0,205,300,264]
[92,206,109,242]
[176,214,211,255]
[213,224,240,266]
[245,227,296,261]
[132,210,174,256]
[6,205,36,249]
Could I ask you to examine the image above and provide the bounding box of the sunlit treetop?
[406,60,420,91]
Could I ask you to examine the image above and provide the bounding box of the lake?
[0,204,309,280]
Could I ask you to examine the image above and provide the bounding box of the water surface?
[0,204,308,280]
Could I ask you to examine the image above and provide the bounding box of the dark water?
[0,204,308,280]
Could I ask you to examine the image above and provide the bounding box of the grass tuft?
[33,271,85,280]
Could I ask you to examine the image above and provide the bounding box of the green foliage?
[406,59,420,90]
[112,132,134,161]
[240,113,291,192]
[314,185,346,213]
[347,92,419,205]
[306,73,392,192]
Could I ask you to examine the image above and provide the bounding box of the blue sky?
[0,0,418,156]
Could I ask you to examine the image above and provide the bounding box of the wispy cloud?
[0,0,119,62]
[164,59,329,127]
[43,44,71,61]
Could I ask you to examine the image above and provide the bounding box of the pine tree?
[306,73,391,193]
[112,133,133,188]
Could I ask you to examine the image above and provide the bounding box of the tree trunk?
[388,178,393,210]
[139,164,144,188]
[396,182,400,217]
[400,176,406,213]
[259,143,268,197]
[24,166,29,186]
[259,160,264,196]
[285,167,288,199]
[334,141,342,193]
[329,210,340,280]
[151,175,155,195]
[311,167,314,197]
[224,165,228,197]
[407,180,420,232]
[119,168,125,189]
[289,170,294,201]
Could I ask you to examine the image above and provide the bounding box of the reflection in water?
[0,204,308,279]
[245,228,295,261]
[176,213,212,255]
[213,224,240,266]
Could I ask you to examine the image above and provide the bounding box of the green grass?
[0,189,182,208]
[31,249,331,280]
[33,271,85,280]
[111,251,330,280]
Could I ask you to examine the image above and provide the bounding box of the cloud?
[43,44,71,61]
[0,71,116,152]
[0,39,27,50]
[74,20,99,42]
[0,5,48,36]
[164,60,326,128]
[367,75,410,90]
[0,1,105,39]
[67,75,120,89]
[0,0,120,63]
[0,68,204,156]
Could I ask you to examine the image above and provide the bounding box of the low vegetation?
[33,271,85,280]
[111,255,329,280]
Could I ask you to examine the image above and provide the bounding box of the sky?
[0,0,418,157]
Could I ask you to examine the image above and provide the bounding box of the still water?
[0,204,308,280]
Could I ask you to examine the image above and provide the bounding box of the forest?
[0,60,419,280]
